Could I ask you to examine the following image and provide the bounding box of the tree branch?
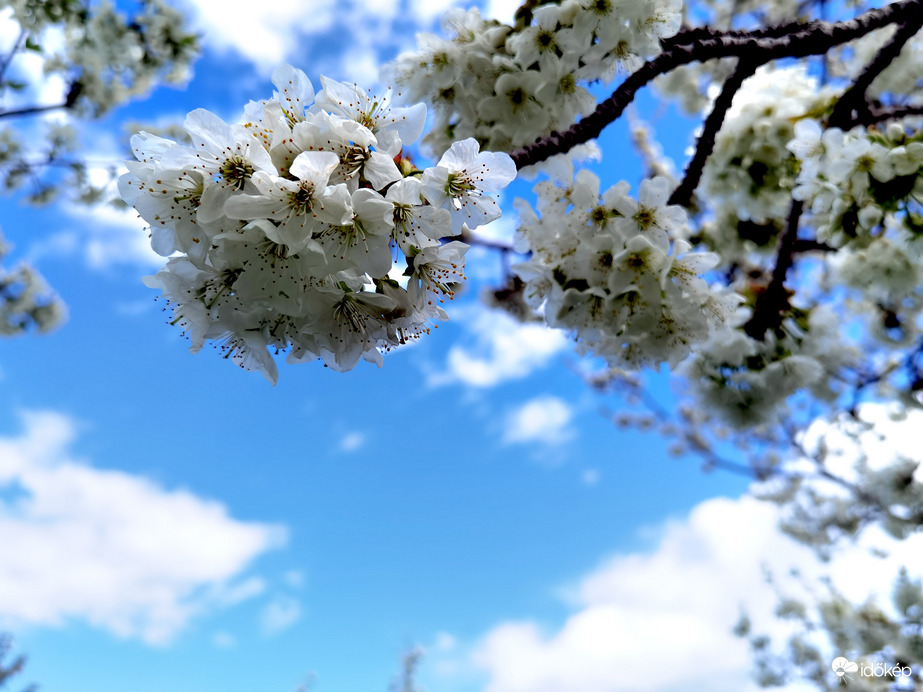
[0,102,68,120]
[668,57,759,207]
[459,228,514,253]
[792,238,835,254]
[744,199,804,339]
[510,0,923,169]
[853,102,923,126]
[828,9,923,128]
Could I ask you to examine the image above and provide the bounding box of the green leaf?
[24,37,41,52]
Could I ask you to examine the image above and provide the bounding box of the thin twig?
[510,0,923,169]
[792,238,835,254]
[459,228,514,253]
[854,102,923,126]
[0,29,26,86]
[668,57,759,207]
[0,102,68,120]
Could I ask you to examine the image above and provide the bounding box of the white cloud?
[429,306,569,388]
[340,431,366,453]
[29,200,164,271]
[409,0,462,25]
[178,0,450,79]
[260,596,302,636]
[179,0,338,70]
[503,396,575,446]
[484,0,522,23]
[471,491,923,692]
[76,202,164,269]
[0,411,286,644]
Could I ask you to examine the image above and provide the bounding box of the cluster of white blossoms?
[512,171,741,368]
[385,0,682,157]
[789,119,923,244]
[700,66,834,235]
[5,0,197,115]
[786,117,923,343]
[120,66,516,383]
[679,306,859,427]
[0,229,65,336]
[667,59,923,420]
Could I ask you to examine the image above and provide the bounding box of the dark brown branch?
[510,0,923,169]
[668,57,759,207]
[792,238,835,254]
[828,9,923,128]
[744,199,804,339]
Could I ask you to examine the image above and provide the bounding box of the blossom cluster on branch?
[121,66,515,382]
[512,171,740,368]
[385,0,681,157]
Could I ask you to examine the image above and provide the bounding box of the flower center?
[287,182,315,215]
[341,145,370,177]
[634,207,655,230]
[559,74,577,95]
[219,155,254,190]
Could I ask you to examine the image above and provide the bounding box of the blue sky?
[2,2,922,691]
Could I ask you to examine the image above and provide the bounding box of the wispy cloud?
[503,396,575,446]
[339,431,366,453]
[259,595,302,636]
[428,306,569,388]
[581,469,600,486]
